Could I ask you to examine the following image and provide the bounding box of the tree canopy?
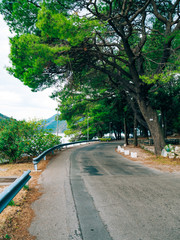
[0,0,179,154]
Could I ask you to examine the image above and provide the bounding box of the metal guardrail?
[0,170,31,213]
[0,141,97,212]
[33,140,97,170]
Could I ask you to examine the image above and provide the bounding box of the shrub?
[99,138,111,142]
[0,119,61,163]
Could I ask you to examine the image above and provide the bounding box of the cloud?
[0,90,22,104]
[0,16,58,121]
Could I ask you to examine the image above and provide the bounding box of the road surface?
[29,142,180,240]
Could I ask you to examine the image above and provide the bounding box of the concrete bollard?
[131,152,137,158]
[34,164,38,171]
[120,148,124,153]
[117,146,121,152]
[124,150,130,155]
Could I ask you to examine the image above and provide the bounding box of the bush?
[0,119,61,163]
[99,138,111,142]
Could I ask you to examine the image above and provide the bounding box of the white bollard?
[34,164,38,171]
[131,152,137,158]
[120,148,124,153]
[124,150,129,155]
[117,146,121,152]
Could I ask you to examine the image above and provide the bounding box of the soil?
[116,144,180,173]
[0,145,180,240]
[0,154,54,240]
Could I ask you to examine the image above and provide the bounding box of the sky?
[0,15,58,121]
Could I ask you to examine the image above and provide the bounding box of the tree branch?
[151,0,168,24]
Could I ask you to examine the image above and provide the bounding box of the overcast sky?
[0,15,57,121]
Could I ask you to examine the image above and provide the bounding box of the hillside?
[43,114,67,133]
[0,113,67,133]
[0,113,10,121]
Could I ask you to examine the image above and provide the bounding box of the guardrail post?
[44,155,46,160]
[34,164,38,171]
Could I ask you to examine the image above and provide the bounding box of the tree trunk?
[161,110,167,138]
[137,98,165,155]
[124,117,128,145]
[119,131,122,140]
[114,131,117,140]
[134,113,138,146]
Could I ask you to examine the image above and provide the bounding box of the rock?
[175,146,180,153]
[161,149,168,157]
[168,152,175,159]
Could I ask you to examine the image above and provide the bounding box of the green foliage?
[58,73,129,141]
[6,6,104,91]
[0,119,61,163]
[37,7,102,46]
[165,144,174,153]
[23,185,29,191]
[143,20,165,73]
[140,72,172,85]
[1,0,179,145]
[0,120,27,163]
[0,0,77,34]
[99,138,111,142]
[0,0,39,34]
[4,234,11,239]
[148,76,180,134]
[8,34,58,91]
[8,200,15,206]
[0,113,10,121]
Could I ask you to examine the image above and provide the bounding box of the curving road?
[70,142,180,240]
[30,142,180,240]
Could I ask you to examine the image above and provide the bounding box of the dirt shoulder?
[116,144,180,173]
[0,154,54,240]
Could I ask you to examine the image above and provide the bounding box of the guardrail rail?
[0,170,31,213]
[0,140,98,213]
[33,140,97,170]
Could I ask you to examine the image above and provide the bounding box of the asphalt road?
[30,142,180,240]
[70,142,180,240]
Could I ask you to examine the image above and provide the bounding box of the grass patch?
[154,156,180,165]
[8,200,15,206]
[4,234,11,239]
[23,185,29,191]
